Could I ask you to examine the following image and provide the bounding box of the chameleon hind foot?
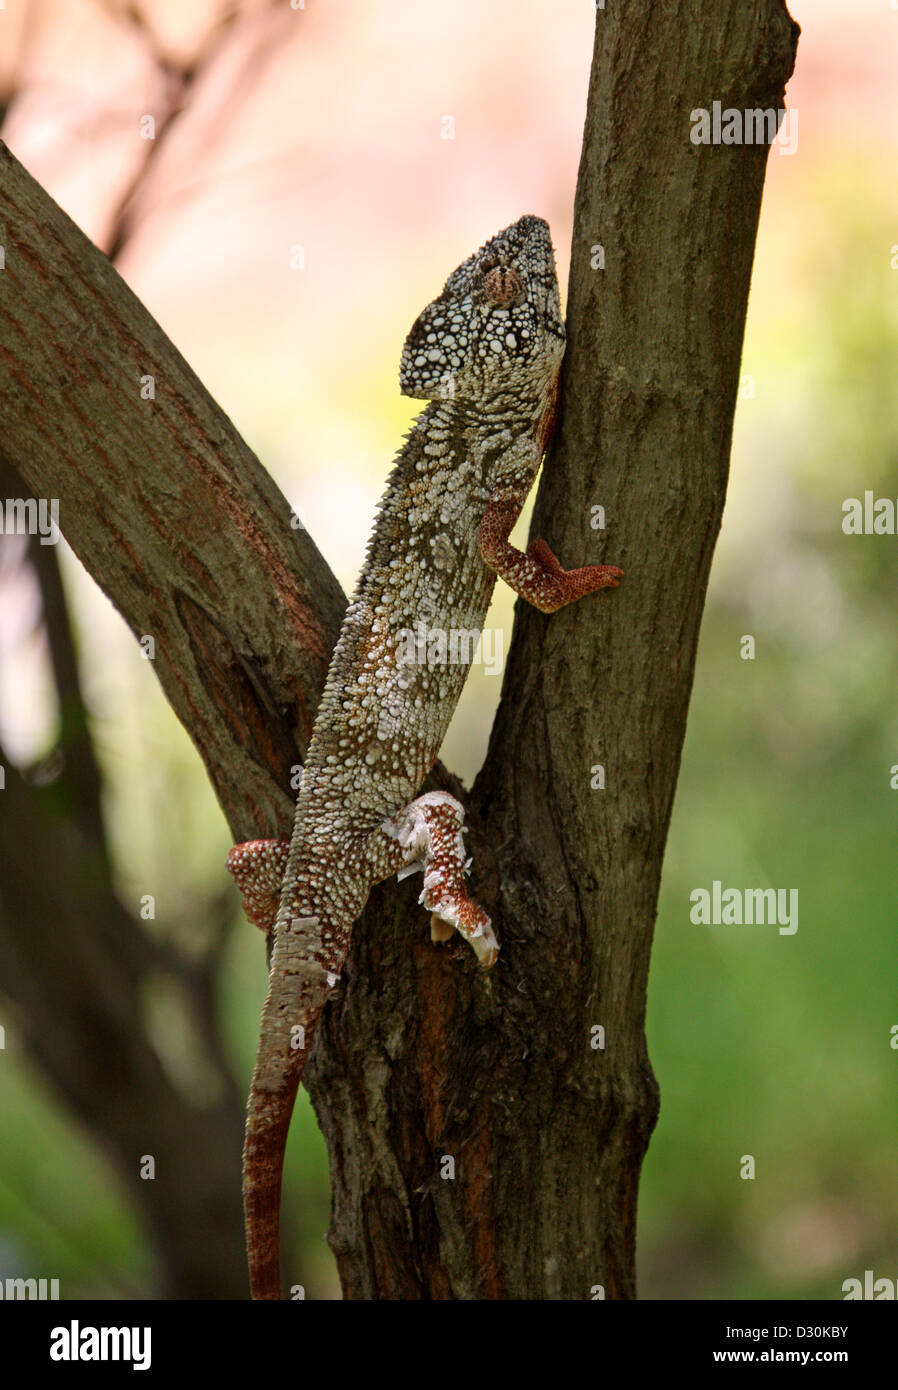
[371,790,499,967]
[226,839,289,932]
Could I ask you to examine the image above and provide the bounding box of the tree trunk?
[305,0,799,1300]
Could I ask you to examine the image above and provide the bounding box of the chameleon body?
[227,215,622,1300]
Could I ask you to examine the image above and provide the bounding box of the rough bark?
[0,0,798,1302]
[305,0,799,1299]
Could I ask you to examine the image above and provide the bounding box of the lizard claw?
[426,891,499,968]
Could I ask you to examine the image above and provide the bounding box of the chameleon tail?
[243,929,335,1300]
[228,843,339,1300]
[242,1060,301,1301]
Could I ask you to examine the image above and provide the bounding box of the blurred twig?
[0,460,248,1294]
[96,0,291,260]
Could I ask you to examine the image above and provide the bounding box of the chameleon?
[226,214,623,1300]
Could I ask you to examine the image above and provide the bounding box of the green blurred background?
[0,0,895,1298]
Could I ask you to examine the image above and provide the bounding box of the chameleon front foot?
[477,491,623,614]
[526,538,624,612]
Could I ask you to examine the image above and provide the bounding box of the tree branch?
[98,0,287,262]
[0,138,345,842]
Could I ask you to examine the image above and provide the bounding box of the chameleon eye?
[481,264,525,308]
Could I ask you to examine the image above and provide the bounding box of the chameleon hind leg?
[226,790,498,967]
[227,768,300,931]
[366,790,499,967]
[226,839,289,933]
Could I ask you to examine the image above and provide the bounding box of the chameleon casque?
[226,214,623,1300]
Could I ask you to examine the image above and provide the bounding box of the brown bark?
[0,0,798,1301]
[306,0,799,1299]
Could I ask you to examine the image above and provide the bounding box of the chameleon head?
[399,214,565,407]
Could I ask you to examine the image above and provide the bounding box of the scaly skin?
[227,215,623,1299]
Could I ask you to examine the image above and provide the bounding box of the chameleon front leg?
[366,790,499,967]
[478,488,623,613]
